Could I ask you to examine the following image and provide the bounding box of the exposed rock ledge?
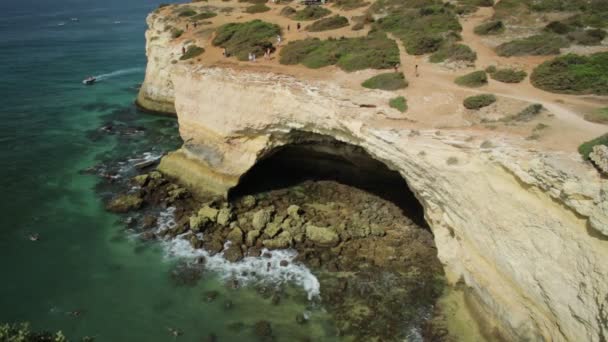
[138,18,608,342]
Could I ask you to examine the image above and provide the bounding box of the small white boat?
[82,76,96,85]
[70,17,79,22]
[114,21,121,24]
[57,22,66,26]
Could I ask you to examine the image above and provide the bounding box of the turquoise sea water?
[0,1,333,340]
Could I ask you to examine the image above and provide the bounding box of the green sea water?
[0,1,335,340]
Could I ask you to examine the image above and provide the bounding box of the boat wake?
[94,67,144,81]
[152,207,321,300]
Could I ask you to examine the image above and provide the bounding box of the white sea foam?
[152,207,321,300]
[95,67,144,81]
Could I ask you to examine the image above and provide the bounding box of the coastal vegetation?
[531,52,608,95]
[333,0,369,10]
[306,15,349,32]
[245,4,271,13]
[494,0,608,28]
[0,322,66,342]
[292,6,331,20]
[191,11,217,20]
[178,8,198,17]
[495,34,569,56]
[389,96,407,112]
[490,68,527,83]
[279,32,399,71]
[170,27,184,39]
[280,6,296,17]
[212,20,280,60]
[579,134,608,160]
[474,20,505,35]
[584,108,608,124]
[501,103,543,122]
[361,72,408,90]
[455,70,488,87]
[429,43,477,63]
[180,45,205,60]
[463,94,496,109]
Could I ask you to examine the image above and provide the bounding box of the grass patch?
[579,133,608,160]
[333,0,369,10]
[292,6,332,20]
[474,20,505,35]
[307,15,349,32]
[463,94,496,109]
[531,52,608,95]
[279,32,400,71]
[495,34,569,56]
[178,8,198,17]
[245,4,270,13]
[430,43,476,63]
[191,12,217,20]
[389,96,407,112]
[212,20,280,60]
[584,108,608,124]
[375,5,462,55]
[180,45,205,60]
[455,70,487,87]
[490,68,527,83]
[362,72,408,90]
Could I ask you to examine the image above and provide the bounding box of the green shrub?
[279,32,400,71]
[463,94,496,109]
[544,21,572,34]
[333,0,369,10]
[239,0,267,3]
[0,322,67,342]
[584,108,608,124]
[180,45,205,60]
[362,72,408,90]
[567,29,607,46]
[178,9,197,17]
[389,96,408,112]
[280,6,296,16]
[212,20,280,60]
[530,52,608,95]
[171,28,184,39]
[474,20,505,35]
[292,6,331,20]
[579,133,608,160]
[490,68,527,83]
[455,70,488,87]
[307,15,349,32]
[485,65,497,73]
[495,34,569,56]
[191,12,217,20]
[500,103,543,122]
[430,43,477,63]
[245,4,270,13]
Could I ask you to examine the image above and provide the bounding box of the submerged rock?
[305,224,340,247]
[106,194,143,213]
[223,244,243,262]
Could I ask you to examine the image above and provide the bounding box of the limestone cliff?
[138,13,608,342]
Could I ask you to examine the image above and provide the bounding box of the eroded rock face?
[590,145,608,176]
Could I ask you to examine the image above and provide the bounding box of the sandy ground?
[160,0,608,152]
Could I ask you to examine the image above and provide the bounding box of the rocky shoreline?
[107,170,446,341]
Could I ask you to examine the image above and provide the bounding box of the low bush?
[490,68,527,83]
[430,43,477,63]
[279,32,400,71]
[500,103,543,122]
[531,52,608,95]
[180,45,205,60]
[307,15,349,32]
[178,8,198,17]
[545,21,572,34]
[584,108,608,124]
[579,133,608,160]
[280,6,296,16]
[212,20,280,60]
[485,65,497,73]
[495,34,569,57]
[239,0,267,3]
[191,12,217,20]
[245,4,270,13]
[474,20,505,35]
[567,29,607,46]
[389,96,408,112]
[292,6,331,20]
[362,72,408,90]
[463,94,496,109]
[171,27,184,39]
[333,0,369,10]
[455,70,488,87]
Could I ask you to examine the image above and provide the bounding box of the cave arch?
[228,131,427,228]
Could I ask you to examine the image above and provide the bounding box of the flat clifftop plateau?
[139,1,608,341]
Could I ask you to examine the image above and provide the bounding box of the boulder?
[199,205,219,222]
[246,230,261,247]
[252,208,272,230]
[590,145,608,175]
[263,231,292,249]
[190,205,219,231]
[106,194,143,213]
[132,174,150,187]
[223,244,243,262]
[370,224,386,237]
[265,221,282,238]
[241,195,256,209]
[142,215,157,229]
[287,205,302,219]
[226,227,244,245]
[203,239,223,255]
[305,224,340,247]
[217,207,233,226]
[190,235,204,249]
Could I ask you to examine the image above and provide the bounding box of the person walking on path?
[297,22,301,31]
[182,46,186,55]
[393,63,400,73]
[277,35,282,46]
[415,64,419,77]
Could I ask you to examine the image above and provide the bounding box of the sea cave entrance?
[228,131,427,228]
